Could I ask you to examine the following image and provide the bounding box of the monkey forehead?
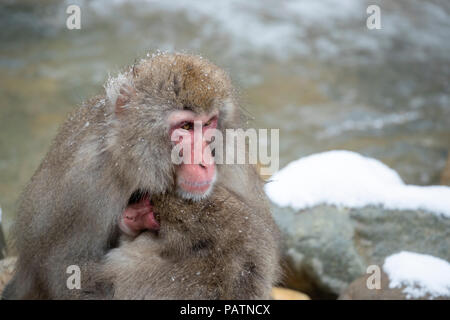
[168,109,219,126]
[133,53,232,112]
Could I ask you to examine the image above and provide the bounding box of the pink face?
[168,109,218,200]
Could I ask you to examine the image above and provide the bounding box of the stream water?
[0,0,449,234]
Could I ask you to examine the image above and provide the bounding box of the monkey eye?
[181,122,194,130]
[203,116,217,127]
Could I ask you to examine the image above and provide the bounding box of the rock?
[339,270,449,300]
[273,205,450,299]
[339,271,406,300]
[271,287,310,300]
[0,257,16,296]
[339,271,413,300]
[441,154,450,185]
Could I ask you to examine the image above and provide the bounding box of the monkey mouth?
[178,178,213,193]
[176,171,217,201]
[180,180,212,187]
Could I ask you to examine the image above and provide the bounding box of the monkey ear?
[115,85,136,114]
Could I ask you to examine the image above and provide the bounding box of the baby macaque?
[100,185,281,299]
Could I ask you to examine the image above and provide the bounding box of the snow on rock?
[383,251,450,299]
[265,150,450,218]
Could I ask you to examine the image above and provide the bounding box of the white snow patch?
[265,150,450,217]
[0,206,2,223]
[383,251,450,299]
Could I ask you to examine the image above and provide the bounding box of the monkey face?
[108,53,238,205]
[107,54,236,200]
[168,109,219,200]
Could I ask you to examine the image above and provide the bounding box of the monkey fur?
[98,185,280,299]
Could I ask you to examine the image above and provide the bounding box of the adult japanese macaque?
[3,52,280,299]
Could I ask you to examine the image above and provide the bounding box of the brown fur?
[2,53,278,299]
[133,54,233,114]
[99,185,280,299]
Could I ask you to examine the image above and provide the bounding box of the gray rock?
[273,205,450,299]
[339,271,408,300]
[339,271,449,300]
[350,207,450,265]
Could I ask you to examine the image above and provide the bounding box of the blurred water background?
[0,0,449,235]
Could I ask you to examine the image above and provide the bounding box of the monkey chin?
[176,171,217,202]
